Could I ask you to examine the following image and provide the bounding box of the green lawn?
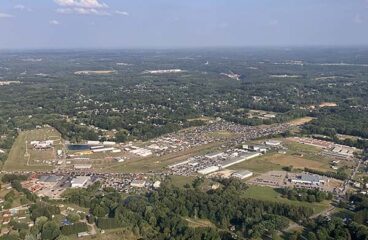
[243,186,330,214]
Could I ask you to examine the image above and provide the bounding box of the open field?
[288,117,315,126]
[229,139,332,174]
[3,127,62,171]
[170,175,195,188]
[185,218,216,228]
[243,186,330,214]
[266,153,329,170]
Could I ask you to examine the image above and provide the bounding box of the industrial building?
[71,176,90,188]
[291,173,325,185]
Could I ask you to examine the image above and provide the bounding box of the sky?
[0,0,368,49]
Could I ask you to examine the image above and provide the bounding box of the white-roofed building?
[232,170,253,179]
[71,176,90,188]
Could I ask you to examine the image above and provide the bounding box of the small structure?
[265,140,281,146]
[232,170,253,179]
[74,164,92,169]
[153,181,161,188]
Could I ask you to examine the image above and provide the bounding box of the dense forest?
[1,174,368,240]
[1,48,368,165]
[64,178,312,239]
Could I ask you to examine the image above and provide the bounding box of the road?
[284,206,336,232]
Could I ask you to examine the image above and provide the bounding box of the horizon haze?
[0,0,368,49]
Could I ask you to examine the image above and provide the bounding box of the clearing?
[229,139,331,174]
[3,127,63,171]
[185,218,216,228]
[288,117,315,126]
[243,186,330,214]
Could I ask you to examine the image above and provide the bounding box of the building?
[91,147,115,153]
[198,166,220,175]
[153,181,161,188]
[131,180,146,188]
[87,141,100,145]
[291,173,325,185]
[31,140,53,149]
[103,141,116,146]
[130,148,152,157]
[71,176,90,188]
[265,140,281,146]
[232,170,253,179]
[57,150,63,156]
[73,164,92,169]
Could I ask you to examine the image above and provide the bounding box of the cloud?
[14,4,25,10]
[55,0,110,15]
[57,7,110,15]
[115,10,129,16]
[14,4,32,12]
[54,0,108,9]
[0,12,14,18]
[49,20,60,25]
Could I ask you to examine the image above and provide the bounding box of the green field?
[3,127,62,171]
[229,139,332,174]
[243,186,330,214]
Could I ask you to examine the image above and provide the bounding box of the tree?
[66,213,80,223]
[41,221,61,240]
[115,130,128,142]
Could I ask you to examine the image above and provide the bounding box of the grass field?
[243,186,330,214]
[229,139,331,174]
[3,127,62,171]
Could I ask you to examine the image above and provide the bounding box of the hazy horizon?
[1,0,368,49]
